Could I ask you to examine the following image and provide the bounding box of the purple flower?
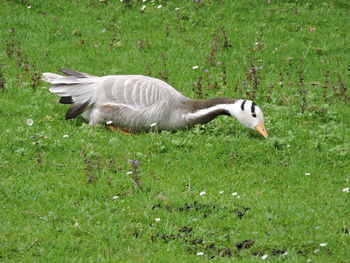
[203,69,209,72]
[128,159,139,165]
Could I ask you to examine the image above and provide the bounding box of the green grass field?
[1,0,349,262]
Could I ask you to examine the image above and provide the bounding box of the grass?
[0,0,350,262]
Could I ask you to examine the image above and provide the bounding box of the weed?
[30,70,41,89]
[136,38,151,51]
[0,63,5,91]
[109,34,121,50]
[219,26,232,49]
[82,151,98,183]
[266,83,274,102]
[5,29,16,59]
[127,159,143,191]
[298,70,308,113]
[244,57,262,101]
[193,77,203,98]
[335,73,348,101]
[175,9,185,32]
[30,136,42,164]
[220,62,227,86]
[159,53,169,82]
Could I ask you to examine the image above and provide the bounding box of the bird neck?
[183,98,240,125]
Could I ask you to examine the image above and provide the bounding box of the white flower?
[27,5,32,8]
[155,218,161,222]
[319,243,328,247]
[196,252,204,256]
[236,196,241,199]
[199,191,206,196]
[175,7,180,11]
[126,171,133,175]
[157,5,162,9]
[192,65,199,69]
[113,195,119,200]
[231,192,238,196]
[63,134,69,138]
[261,254,268,260]
[141,5,146,11]
[305,172,311,176]
[219,191,224,194]
[342,187,349,193]
[26,119,34,126]
[106,120,113,125]
[142,0,146,2]
[307,260,312,262]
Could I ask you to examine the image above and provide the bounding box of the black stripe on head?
[241,100,247,111]
[251,101,257,118]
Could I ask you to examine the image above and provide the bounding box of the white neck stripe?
[183,103,238,120]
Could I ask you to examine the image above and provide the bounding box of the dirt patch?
[236,240,255,250]
[151,201,251,220]
[147,201,255,258]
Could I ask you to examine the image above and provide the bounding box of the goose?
[42,69,268,138]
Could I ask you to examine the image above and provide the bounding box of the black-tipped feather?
[65,100,90,120]
[59,96,74,104]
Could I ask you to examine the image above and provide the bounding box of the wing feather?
[102,75,183,109]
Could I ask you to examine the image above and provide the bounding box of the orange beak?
[255,122,269,138]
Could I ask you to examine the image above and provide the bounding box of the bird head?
[228,99,268,138]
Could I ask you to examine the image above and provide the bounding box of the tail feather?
[59,96,73,104]
[60,69,93,78]
[65,100,91,120]
[42,72,62,83]
[49,83,98,97]
[42,70,100,119]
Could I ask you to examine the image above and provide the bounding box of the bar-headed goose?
[42,69,268,138]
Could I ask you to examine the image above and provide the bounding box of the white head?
[227,99,268,138]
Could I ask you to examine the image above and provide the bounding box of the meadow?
[0,0,349,262]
